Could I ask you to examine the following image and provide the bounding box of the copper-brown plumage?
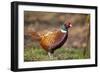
[39,30,68,53]
[27,22,72,59]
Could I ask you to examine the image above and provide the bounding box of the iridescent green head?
[61,22,72,31]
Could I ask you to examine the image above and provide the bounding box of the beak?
[69,24,72,28]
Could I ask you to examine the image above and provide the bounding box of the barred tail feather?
[25,30,41,41]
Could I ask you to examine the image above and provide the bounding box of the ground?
[24,47,90,61]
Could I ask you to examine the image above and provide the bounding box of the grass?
[24,47,90,62]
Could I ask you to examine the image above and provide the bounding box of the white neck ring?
[61,29,67,33]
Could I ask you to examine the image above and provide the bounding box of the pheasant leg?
[48,52,53,60]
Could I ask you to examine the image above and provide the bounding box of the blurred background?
[24,11,90,61]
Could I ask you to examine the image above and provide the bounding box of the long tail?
[25,30,41,41]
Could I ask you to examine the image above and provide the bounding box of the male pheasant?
[27,22,72,59]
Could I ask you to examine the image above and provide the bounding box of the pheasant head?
[65,22,72,28]
[61,22,72,33]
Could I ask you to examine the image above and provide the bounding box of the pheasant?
[27,21,72,59]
